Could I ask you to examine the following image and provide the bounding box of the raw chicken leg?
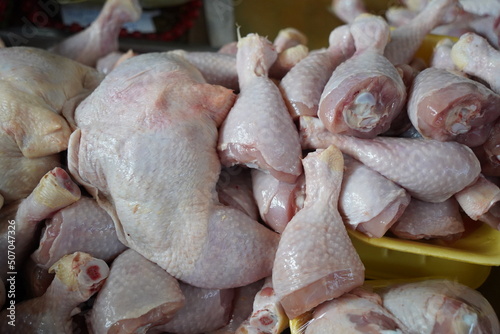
[0,167,81,282]
[0,47,102,203]
[407,67,500,147]
[279,25,355,119]
[31,196,127,270]
[273,27,308,53]
[390,197,465,240]
[340,154,410,238]
[305,287,408,334]
[430,38,457,71]
[0,252,109,334]
[252,169,305,233]
[381,279,500,334]
[384,0,460,65]
[68,52,278,289]
[318,14,407,138]
[218,33,303,183]
[455,174,500,230]
[331,0,367,23]
[237,277,288,334]
[451,32,500,94]
[88,249,185,334]
[50,0,142,67]
[272,146,365,319]
[300,116,481,202]
[149,283,234,334]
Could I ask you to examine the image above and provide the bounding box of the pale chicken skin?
[381,279,500,334]
[340,154,411,238]
[251,169,305,233]
[68,51,278,289]
[89,249,185,334]
[272,146,365,320]
[318,14,407,138]
[50,0,142,67]
[217,33,303,184]
[305,287,408,334]
[384,0,460,65]
[300,116,481,203]
[0,47,102,203]
[149,283,234,334]
[390,197,465,240]
[454,174,500,230]
[209,280,265,334]
[31,196,127,270]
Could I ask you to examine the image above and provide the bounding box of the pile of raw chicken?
[1,0,500,332]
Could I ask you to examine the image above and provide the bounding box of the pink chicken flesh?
[318,14,407,138]
[407,67,500,147]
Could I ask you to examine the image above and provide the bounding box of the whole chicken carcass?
[318,14,407,138]
[300,116,481,202]
[68,51,279,289]
[50,0,142,67]
[0,47,103,204]
[272,145,365,319]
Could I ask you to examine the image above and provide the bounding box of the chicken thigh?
[68,52,278,289]
[50,0,142,67]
